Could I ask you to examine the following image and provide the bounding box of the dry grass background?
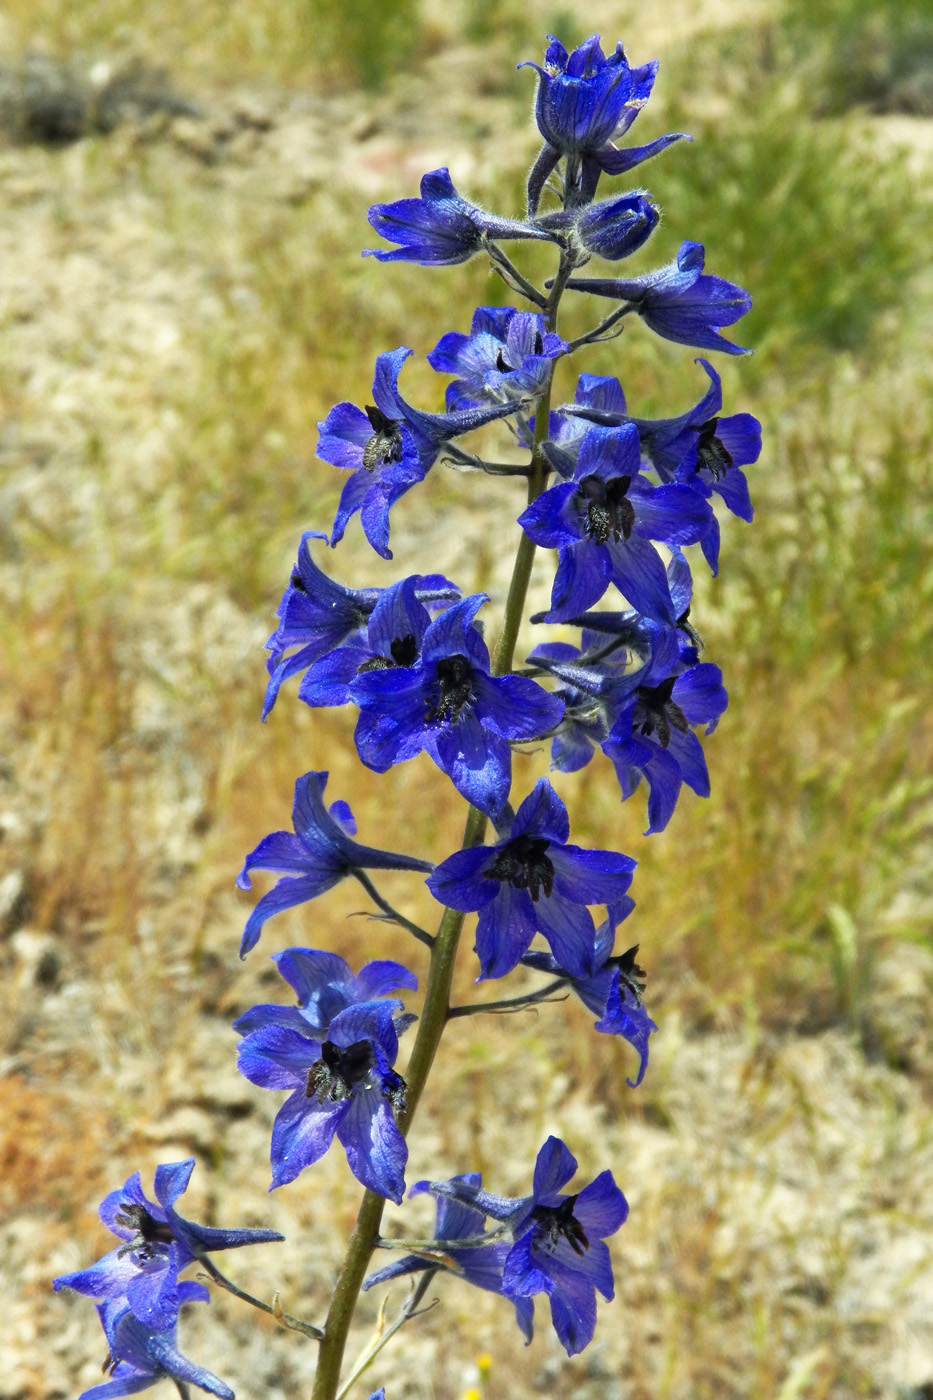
[0,1,932,1397]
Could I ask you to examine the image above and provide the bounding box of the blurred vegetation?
[782,0,933,115]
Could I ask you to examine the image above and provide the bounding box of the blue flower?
[363,1173,534,1343]
[349,594,565,820]
[232,946,417,1040]
[317,347,521,559]
[632,359,760,572]
[298,574,455,709]
[235,954,417,1200]
[556,363,760,572]
[416,1137,629,1356]
[428,778,635,979]
[364,167,555,266]
[77,1295,232,1400]
[261,532,458,719]
[236,770,434,957]
[518,421,711,623]
[427,307,566,413]
[603,659,728,832]
[565,240,753,355]
[520,35,690,211]
[523,905,658,1087]
[526,551,699,773]
[537,191,659,261]
[54,1161,282,1330]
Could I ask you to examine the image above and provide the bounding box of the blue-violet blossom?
[317,347,521,559]
[364,167,554,266]
[427,307,566,412]
[54,1160,282,1330]
[236,770,433,957]
[520,35,690,211]
[78,1295,232,1400]
[565,240,752,355]
[417,1136,628,1356]
[427,777,636,979]
[261,531,458,719]
[518,421,711,624]
[603,659,728,833]
[524,903,658,1087]
[235,952,417,1200]
[349,594,565,820]
[363,1173,534,1342]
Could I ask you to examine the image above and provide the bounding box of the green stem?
[310,251,573,1400]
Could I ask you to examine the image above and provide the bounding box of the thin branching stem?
[198,1257,323,1340]
[352,870,435,949]
[448,977,570,1018]
[566,303,634,352]
[441,453,532,477]
[334,1273,437,1400]
[374,1224,509,1253]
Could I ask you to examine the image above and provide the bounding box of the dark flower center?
[362,406,404,473]
[606,943,647,1006]
[425,653,475,724]
[357,633,419,673]
[306,1039,375,1103]
[578,474,634,545]
[290,571,307,592]
[696,418,733,482]
[305,1039,408,1117]
[114,1204,176,1261]
[531,1194,589,1257]
[633,676,689,749]
[485,833,554,901]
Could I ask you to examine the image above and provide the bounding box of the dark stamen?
[531,1194,589,1257]
[305,1039,375,1104]
[362,405,404,472]
[425,654,475,724]
[696,418,733,482]
[484,834,554,901]
[357,632,419,675]
[579,474,634,545]
[633,677,688,748]
[606,944,647,1006]
[114,1204,176,1259]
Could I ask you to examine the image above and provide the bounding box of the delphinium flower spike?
[57,23,760,1400]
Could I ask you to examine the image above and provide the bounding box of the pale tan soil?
[1,14,933,1400]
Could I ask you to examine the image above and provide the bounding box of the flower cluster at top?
[57,30,759,1395]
